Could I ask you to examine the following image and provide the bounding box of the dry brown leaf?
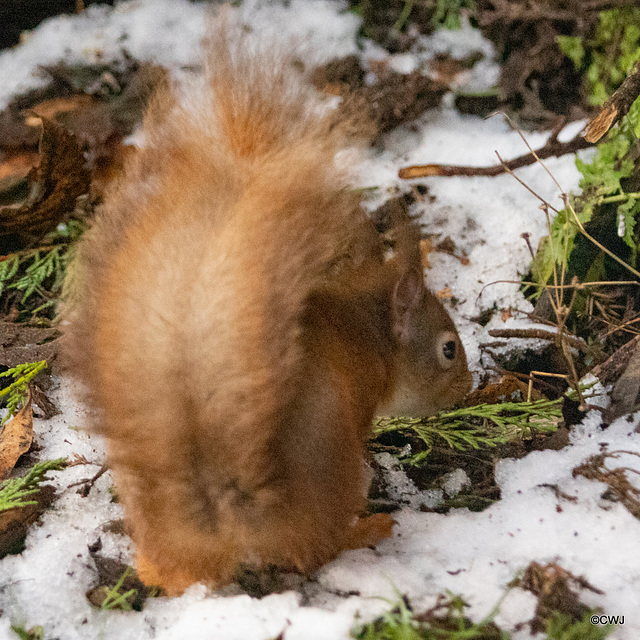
[592,334,640,388]
[329,64,446,139]
[31,385,59,420]
[0,117,91,241]
[501,308,512,322]
[429,52,482,85]
[465,374,544,406]
[436,286,453,299]
[584,103,617,143]
[0,151,39,184]
[28,94,96,123]
[0,61,166,236]
[434,236,470,266]
[0,389,33,481]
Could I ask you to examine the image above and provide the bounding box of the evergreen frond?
[0,360,48,424]
[374,399,562,455]
[0,458,66,512]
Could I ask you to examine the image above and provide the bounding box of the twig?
[603,314,640,337]
[585,59,640,143]
[67,463,108,496]
[501,151,561,211]
[477,278,640,306]
[487,328,588,353]
[502,112,566,194]
[485,365,568,396]
[399,131,592,180]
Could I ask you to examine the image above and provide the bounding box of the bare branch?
[399,130,592,180]
[488,328,588,353]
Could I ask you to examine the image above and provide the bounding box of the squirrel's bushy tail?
[67,13,367,405]
[62,13,374,590]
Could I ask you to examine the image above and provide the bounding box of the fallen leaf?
[0,117,91,241]
[429,52,483,85]
[0,390,33,481]
[436,287,453,299]
[332,65,447,138]
[434,236,470,265]
[501,308,512,322]
[591,333,640,388]
[310,55,366,93]
[464,374,544,405]
[29,94,96,123]
[0,151,39,185]
[0,107,40,153]
[31,385,59,420]
[0,59,166,209]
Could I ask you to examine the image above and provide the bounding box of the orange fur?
[62,18,471,594]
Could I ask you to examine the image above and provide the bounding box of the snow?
[0,1,638,639]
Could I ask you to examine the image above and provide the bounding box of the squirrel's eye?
[443,340,456,360]
[436,331,459,369]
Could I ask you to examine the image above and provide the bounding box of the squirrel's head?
[379,265,472,416]
[377,217,472,417]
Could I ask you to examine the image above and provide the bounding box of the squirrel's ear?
[392,267,424,343]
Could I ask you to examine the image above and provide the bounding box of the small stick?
[398,131,592,180]
[527,370,571,402]
[67,463,108,496]
[487,328,588,353]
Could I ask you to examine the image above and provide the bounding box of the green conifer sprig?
[0,458,66,512]
[0,218,85,316]
[1,246,68,304]
[374,398,562,456]
[0,360,48,424]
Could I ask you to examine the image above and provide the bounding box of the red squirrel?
[62,20,472,594]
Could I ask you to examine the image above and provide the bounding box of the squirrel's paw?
[136,553,199,596]
[345,513,395,550]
